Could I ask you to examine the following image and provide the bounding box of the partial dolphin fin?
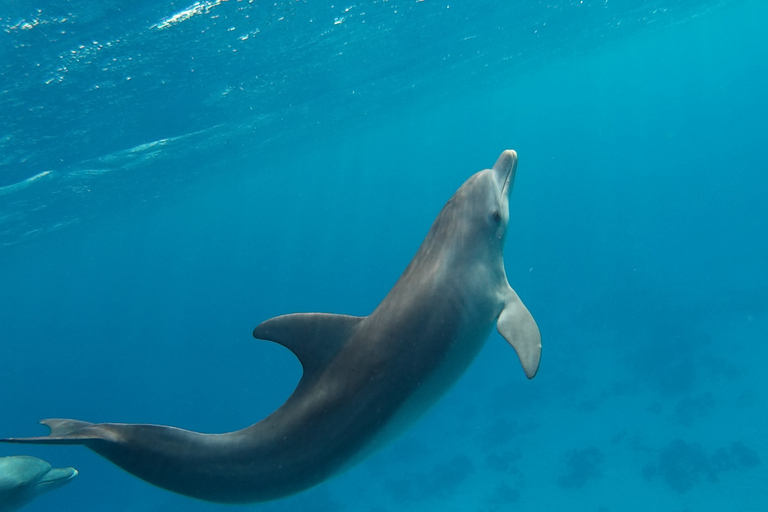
[254,313,364,378]
[497,286,541,379]
[1,419,102,445]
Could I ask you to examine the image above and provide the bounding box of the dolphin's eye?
[492,210,502,223]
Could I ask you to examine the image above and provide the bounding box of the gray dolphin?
[1,149,540,503]
[0,456,77,512]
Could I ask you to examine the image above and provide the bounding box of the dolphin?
[0,456,77,512]
[1,149,540,503]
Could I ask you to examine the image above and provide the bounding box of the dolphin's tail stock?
[1,419,103,445]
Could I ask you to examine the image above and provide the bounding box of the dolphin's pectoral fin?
[1,419,101,445]
[497,286,541,379]
[254,313,364,377]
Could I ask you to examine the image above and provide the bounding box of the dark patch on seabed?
[643,439,760,494]
[559,447,605,489]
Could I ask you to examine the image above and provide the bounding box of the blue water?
[2,0,767,510]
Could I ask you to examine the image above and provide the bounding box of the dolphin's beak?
[35,467,78,490]
[492,149,518,198]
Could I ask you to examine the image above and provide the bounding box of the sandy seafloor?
[1,1,767,511]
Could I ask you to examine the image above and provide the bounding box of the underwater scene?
[1,0,767,511]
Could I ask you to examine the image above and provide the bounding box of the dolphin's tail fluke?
[1,419,103,445]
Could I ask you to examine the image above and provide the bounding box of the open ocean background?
[2,1,767,511]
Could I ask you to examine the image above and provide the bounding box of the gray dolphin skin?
[0,456,77,512]
[1,149,540,503]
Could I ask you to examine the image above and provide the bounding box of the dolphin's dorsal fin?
[253,313,364,377]
[497,286,541,379]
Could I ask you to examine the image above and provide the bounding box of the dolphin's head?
[437,150,518,252]
[0,456,77,511]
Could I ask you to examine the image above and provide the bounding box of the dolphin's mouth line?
[504,152,519,199]
[500,164,513,201]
